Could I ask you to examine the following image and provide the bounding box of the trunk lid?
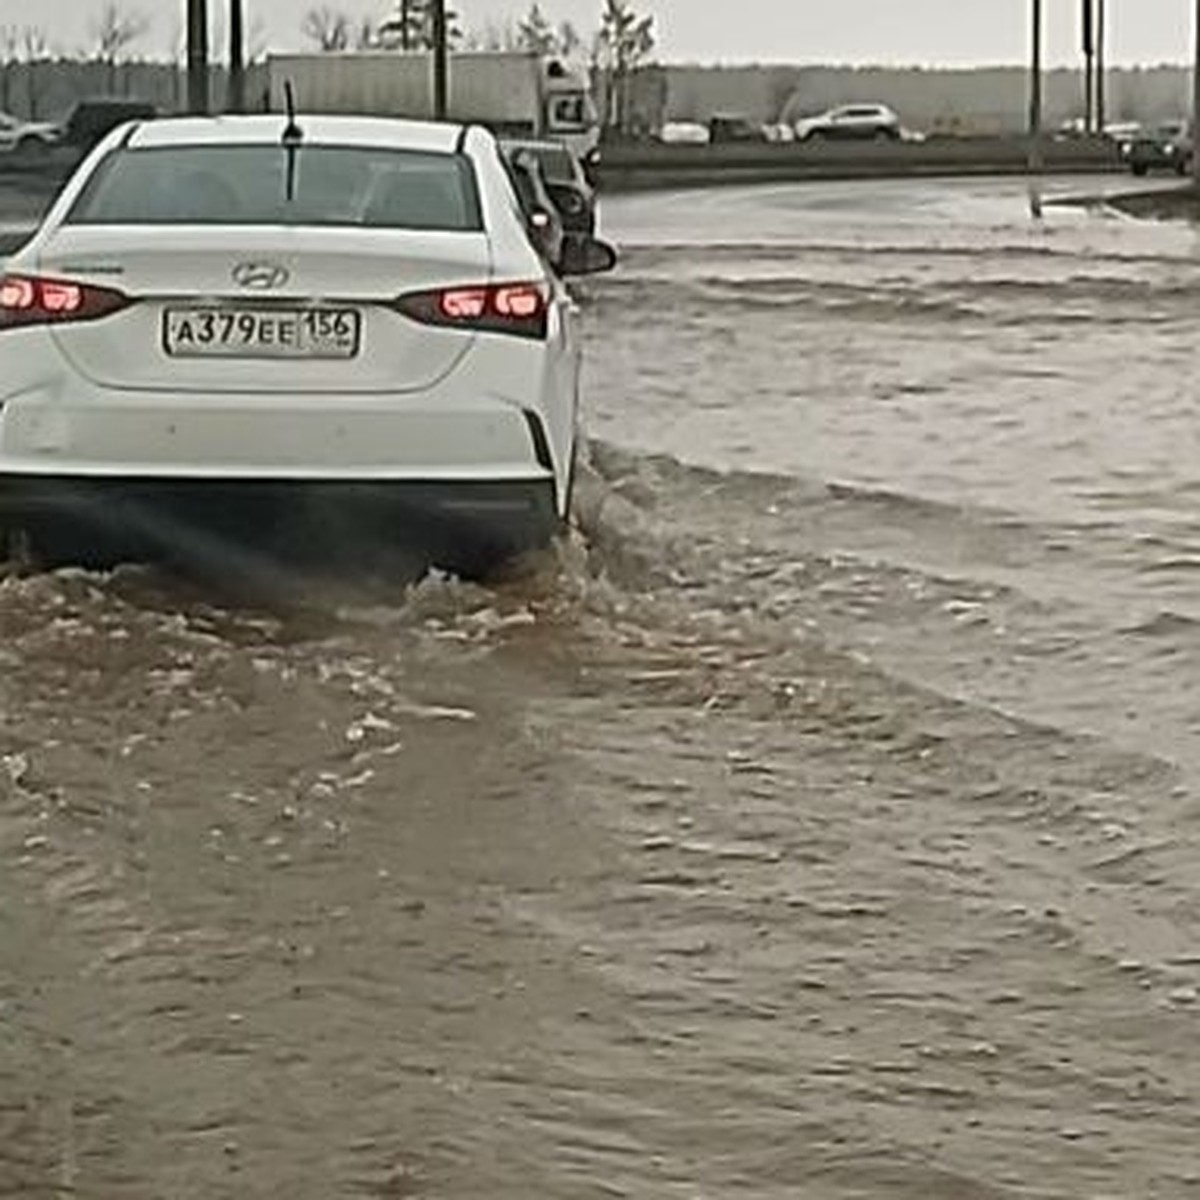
[38,225,493,394]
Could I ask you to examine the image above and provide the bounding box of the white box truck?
[266,51,601,160]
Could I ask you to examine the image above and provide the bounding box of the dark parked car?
[503,147,567,270]
[501,137,597,236]
[61,99,158,152]
[1125,120,1191,176]
[707,114,768,144]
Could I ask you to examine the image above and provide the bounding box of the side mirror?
[559,234,618,277]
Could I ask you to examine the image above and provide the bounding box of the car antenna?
[281,81,304,203]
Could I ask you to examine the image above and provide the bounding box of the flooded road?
[5,175,1200,1198]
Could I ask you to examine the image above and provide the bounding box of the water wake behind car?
[3,175,1200,1199]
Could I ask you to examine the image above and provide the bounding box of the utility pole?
[1193,0,1200,188]
[431,0,448,119]
[186,0,209,115]
[1095,0,1106,133]
[1029,0,1044,217]
[1082,0,1094,133]
[228,0,245,114]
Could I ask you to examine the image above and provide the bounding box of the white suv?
[795,104,901,142]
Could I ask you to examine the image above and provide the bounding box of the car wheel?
[9,518,132,572]
[426,482,561,581]
[1131,163,1149,177]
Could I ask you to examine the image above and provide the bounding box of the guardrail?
[595,135,1125,191]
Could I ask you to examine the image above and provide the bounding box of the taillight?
[0,275,129,330]
[396,282,549,340]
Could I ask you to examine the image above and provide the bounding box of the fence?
[0,60,269,121]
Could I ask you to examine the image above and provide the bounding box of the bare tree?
[517,3,556,55]
[556,20,581,56]
[377,1,463,51]
[355,16,376,49]
[301,6,351,51]
[377,0,424,51]
[247,16,269,61]
[0,25,18,112]
[21,25,48,117]
[21,26,46,59]
[465,18,521,52]
[515,6,582,57]
[596,0,655,133]
[91,2,150,62]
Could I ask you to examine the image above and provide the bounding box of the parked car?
[1103,121,1142,153]
[0,114,619,576]
[1125,120,1191,176]
[0,111,61,158]
[707,114,768,144]
[60,99,157,153]
[1054,116,1090,139]
[503,146,568,268]
[500,137,597,236]
[657,122,710,145]
[794,103,902,142]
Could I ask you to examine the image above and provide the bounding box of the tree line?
[301,0,651,66]
[301,1,656,130]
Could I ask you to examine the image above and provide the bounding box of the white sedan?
[0,111,61,156]
[0,114,617,576]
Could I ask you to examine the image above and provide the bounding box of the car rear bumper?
[0,473,561,569]
[0,392,550,477]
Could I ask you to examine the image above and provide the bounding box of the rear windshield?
[66,144,483,231]
[532,146,575,182]
[505,142,574,183]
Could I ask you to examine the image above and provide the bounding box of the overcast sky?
[19,0,1197,66]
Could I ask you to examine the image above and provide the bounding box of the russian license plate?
[163,307,361,359]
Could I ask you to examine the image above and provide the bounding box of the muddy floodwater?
[6,176,1200,1198]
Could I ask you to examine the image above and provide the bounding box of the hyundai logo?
[231,261,290,290]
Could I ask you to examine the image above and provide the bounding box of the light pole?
[1029,0,1044,217]
[186,0,209,115]
[1194,0,1200,188]
[431,0,448,119]
[1082,0,1094,133]
[1095,0,1106,133]
[228,0,245,113]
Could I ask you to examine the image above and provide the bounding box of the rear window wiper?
[281,81,304,203]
